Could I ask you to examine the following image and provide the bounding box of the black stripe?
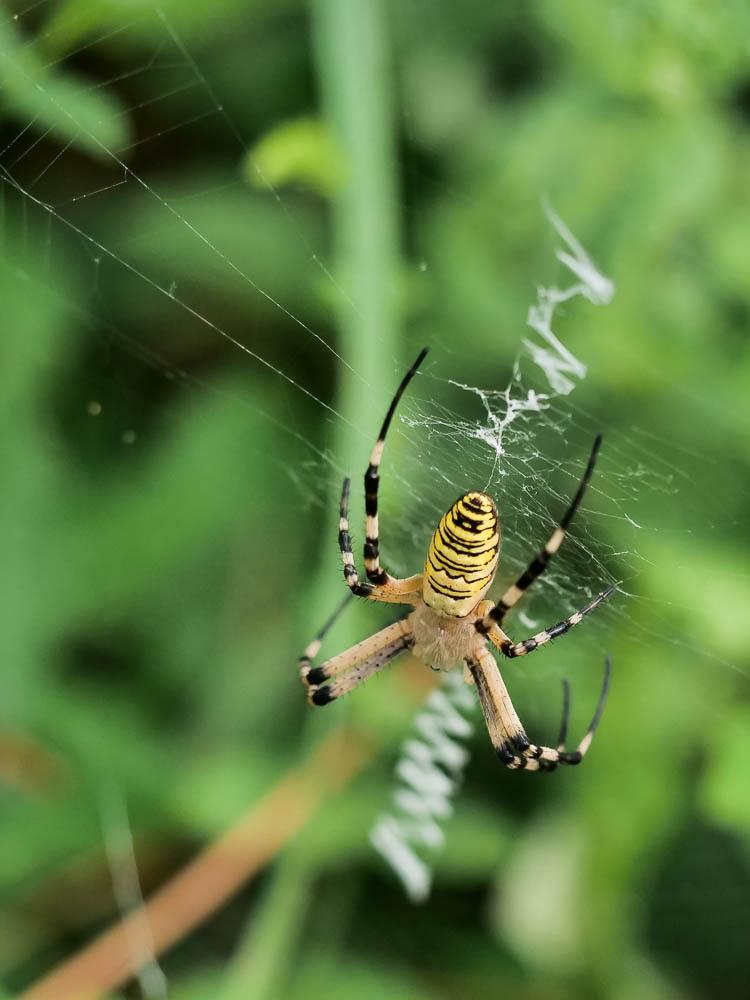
[456,507,484,521]
[454,503,493,522]
[559,433,602,531]
[311,686,334,706]
[444,513,496,537]
[516,551,550,589]
[427,557,493,589]
[454,498,495,517]
[426,578,473,598]
[546,620,572,640]
[463,498,491,514]
[306,666,328,686]
[428,545,497,575]
[440,522,496,552]
[450,510,490,534]
[438,524,474,554]
[375,348,428,442]
[364,463,379,516]
[429,560,495,585]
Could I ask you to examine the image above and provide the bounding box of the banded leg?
[468,646,611,772]
[298,592,354,681]
[488,434,603,624]
[364,347,429,583]
[477,585,615,655]
[339,477,422,604]
[304,620,413,706]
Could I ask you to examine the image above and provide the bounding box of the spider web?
[0,0,746,984]
[1,0,748,926]
[1,1,744,682]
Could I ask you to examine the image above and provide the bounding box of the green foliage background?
[2,1,750,997]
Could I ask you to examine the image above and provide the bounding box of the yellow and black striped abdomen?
[423,492,500,617]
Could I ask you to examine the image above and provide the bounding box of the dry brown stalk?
[19,728,371,1000]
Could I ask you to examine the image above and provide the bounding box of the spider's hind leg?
[468,646,611,773]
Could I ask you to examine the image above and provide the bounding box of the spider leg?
[298,591,355,681]
[303,619,413,706]
[467,646,611,772]
[363,347,428,584]
[339,477,422,604]
[477,585,615,656]
[487,434,603,624]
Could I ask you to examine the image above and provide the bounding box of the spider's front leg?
[339,477,422,604]
[490,434,604,623]
[362,347,428,584]
[466,644,611,772]
[476,585,616,656]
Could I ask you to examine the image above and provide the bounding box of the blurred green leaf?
[701,704,750,838]
[245,116,346,196]
[288,954,440,1000]
[0,17,130,159]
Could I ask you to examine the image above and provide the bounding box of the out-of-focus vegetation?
[2,1,750,997]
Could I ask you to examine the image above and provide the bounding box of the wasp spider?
[300,349,614,772]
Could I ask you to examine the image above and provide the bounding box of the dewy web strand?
[0,5,367,413]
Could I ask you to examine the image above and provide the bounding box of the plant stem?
[224,3,404,997]
[312,0,402,568]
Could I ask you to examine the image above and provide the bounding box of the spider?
[300,348,614,772]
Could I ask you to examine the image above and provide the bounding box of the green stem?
[222,849,315,1000]
[225,3,402,996]
[314,0,401,456]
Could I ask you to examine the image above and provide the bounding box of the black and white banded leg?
[479,585,616,657]
[363,347,429,584]
[468,646,611,772]
[300,618,413,706]
[486,434,603,624]
[339,477,422,604]
[298,591,354,681]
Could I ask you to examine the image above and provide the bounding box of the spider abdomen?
[422,492,500,618]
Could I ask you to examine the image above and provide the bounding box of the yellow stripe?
[440,510,495,543]
[429,534,498,565]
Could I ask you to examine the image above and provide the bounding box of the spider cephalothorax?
[299,349,614,772]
